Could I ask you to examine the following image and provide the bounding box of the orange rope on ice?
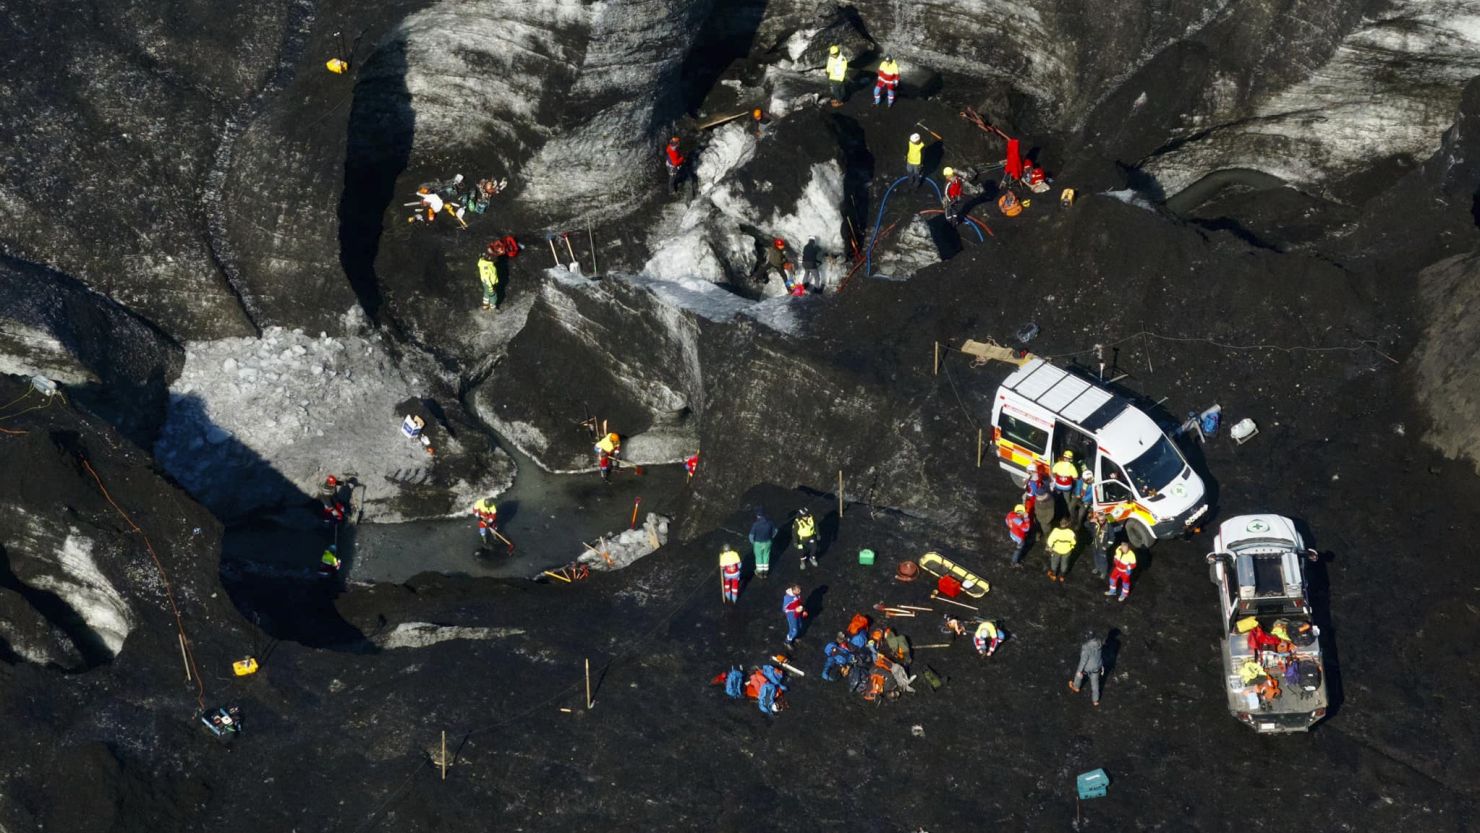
[81,458,206,711]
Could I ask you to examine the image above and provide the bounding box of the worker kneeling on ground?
[974,620,1005,657]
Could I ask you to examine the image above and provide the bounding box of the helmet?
[753,108,762,119]
[799,507,812,517]
[1013,503,1026,514]
[325,475,337,486]
[836,631,848,641]
[870,628,884,641]
[607,432,619,442]
[884,54,893,62]
[942,166,955,178]
[327,545,336,553]
[773,238,785,249]
[1062,450,1074,460]
[910,133,921,143]
[1082,470,1095,480]
[829,45,840,55]
[417,186,430,194]
[669,136,679,145]
[452,174,464,184]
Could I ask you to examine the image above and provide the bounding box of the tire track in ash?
[200,0,319,335]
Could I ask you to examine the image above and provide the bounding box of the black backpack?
[1296,660,1322,692]
[1288,621,1317,647]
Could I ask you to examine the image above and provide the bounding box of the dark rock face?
[0,257,182,446]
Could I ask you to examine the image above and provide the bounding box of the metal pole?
[441,731,447,781]
[585,659,593,709]
[977,428,983,467]
[837,471,844,518]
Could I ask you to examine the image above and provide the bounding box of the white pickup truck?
[1206,515,1329,733]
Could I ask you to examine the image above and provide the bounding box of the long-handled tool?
[915,121,943,141]
[561,232,579,273]
[930,591,979,611]
[630,497,641,529]
[492,529,515,554]
[913,643,954,649]
[588,225,598,275]
[547,235,563,268]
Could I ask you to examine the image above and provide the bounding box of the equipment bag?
[1289,621,1317,647]
[1297,660,1322,691]
[723,666,745,699]
[846,613,871,636]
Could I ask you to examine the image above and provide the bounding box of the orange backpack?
[846,613,870,636]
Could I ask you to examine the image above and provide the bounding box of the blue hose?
[864,176,985,278]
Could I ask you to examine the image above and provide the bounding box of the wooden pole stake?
[837,470,844,518]
[440,730,447,781]
[933,342,940,376]
[178,634,191,682]
[585,658,593,709]
[913,642,954,649]
[977,428,984,468]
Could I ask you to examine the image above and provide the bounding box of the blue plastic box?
[1076,769,1109,799]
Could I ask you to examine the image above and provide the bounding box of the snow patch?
[28,533,132,657]
[374,622,525,650]
[1104,189,1160,212]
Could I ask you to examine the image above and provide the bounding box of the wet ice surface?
[223,443,691,584]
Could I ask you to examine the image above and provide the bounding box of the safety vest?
[826,53,848,82]
[1052,459,1078,488]
[1113,547,1137,571]
[719,549,741,569]
[477,257,498,289]
[876,60,899,86]
[473,499,496,517]
[665,144,684,168]
[1238,660,1266,685]
[945,178,962,200]
[795,515,817,540]
[596,435,619,454]
[321,549,339,567]
[1046,527,1077,555]
[975,621,999,641]
[906,139,924,165]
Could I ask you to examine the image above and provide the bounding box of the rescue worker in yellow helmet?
[1051,450,1078,493]
[793,507,820,570]
[477,253,500,311]
[1045,517,1077,583]
[825,45,849,107]
[873,54,900,107]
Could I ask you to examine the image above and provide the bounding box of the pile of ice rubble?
[154,325,507,521]
[578,513,670,571]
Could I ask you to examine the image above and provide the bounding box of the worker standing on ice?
[477,252,500,311]
[664,136,686,195]
[874,54,900,107]
[793,507,819,570]
[762,237,792,286]
[906,132,927,187]
[1052,451,1079,493]
[719,545,742,605]
[1107,541,1137,602]
[472,498,498,546]
[1068,633,1105,706]
[801,237,821,292]
[750,508,777,578]
[1006,503,1032,567]
[825,45,849,106]
[685,452,699,481]
[1046,517,1077,583]
[594,431,620,482]
[782,585,808,647]
[318,475,346,524]
[942,167,963,224]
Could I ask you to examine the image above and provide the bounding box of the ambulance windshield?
[1123,436,1186,495]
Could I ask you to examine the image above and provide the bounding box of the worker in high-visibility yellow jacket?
[477,255,500,311]
[825,45,849,106]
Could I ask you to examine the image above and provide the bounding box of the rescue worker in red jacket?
[1006,503,1033,566]
[684,452,699,480]
[873,54,900,107]
[318,475,346,524]
[664,136,686,195]
[472,498,498,546]
[942,166,964,225]
[1106,541,1137,602]
[719,546,742,604]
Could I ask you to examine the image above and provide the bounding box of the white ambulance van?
[990,358,1208,548]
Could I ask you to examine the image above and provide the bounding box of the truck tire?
[1127,520,1155,550]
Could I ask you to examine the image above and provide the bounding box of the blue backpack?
[723,666,745,699]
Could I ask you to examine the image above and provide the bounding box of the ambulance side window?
[998,414,1047,455]
[1098,460,1134,502]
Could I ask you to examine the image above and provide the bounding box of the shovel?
[547,234,563,268]
[561,232,579,273]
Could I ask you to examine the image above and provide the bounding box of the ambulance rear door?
[992,397,1053,481]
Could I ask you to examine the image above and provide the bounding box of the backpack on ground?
[723,665,744,699]
[846,613,870,636]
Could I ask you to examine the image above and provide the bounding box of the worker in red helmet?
[318,475,346,524]
[664,136,686,195]
[762,237,792,287]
